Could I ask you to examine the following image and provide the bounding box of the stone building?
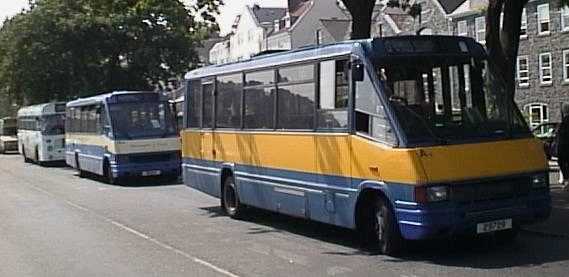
[266,0,348,49]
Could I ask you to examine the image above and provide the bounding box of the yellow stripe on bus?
[181,129,547,185]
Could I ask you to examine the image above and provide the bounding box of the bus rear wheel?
[222,176,243,219]
[363,196,403,255]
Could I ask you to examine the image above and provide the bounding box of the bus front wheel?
[104,160,118,185]
[75,154,86,178]
[222,176,243,219]
[364,196,403,255]
[23,148,31,163]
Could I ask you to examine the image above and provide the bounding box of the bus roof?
[66,91,166,108]
[185,36,485,80]
[17,102,66,117]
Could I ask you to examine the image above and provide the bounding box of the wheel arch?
[354,181,395,232]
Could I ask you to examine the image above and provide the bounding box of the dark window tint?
[245,70,274,86]
[188,80,202,128]
[217,74,243,128]
[277,83,315,129]
[202,81,214,128]
[244,87,275,129]
[278,64,314,83]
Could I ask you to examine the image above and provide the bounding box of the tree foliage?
[0,0,221,105]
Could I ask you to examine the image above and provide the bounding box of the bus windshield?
[41,114,65,135]
[377,58,529,146]
[109,101,177,140]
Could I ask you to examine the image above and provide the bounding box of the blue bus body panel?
[183,157,551,239]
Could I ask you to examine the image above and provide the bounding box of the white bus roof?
[66,91,164,107]
[17,102,67,118]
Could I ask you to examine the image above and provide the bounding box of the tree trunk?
[486,0,528,100]
[341,0,376,39]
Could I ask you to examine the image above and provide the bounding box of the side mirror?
[352,60,364,82]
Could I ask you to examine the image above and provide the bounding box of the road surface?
[1,154,568,277]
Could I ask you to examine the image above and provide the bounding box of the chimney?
[284,12,292,28]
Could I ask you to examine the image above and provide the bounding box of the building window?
[316,29,323,44]
[563,49,569,83]
[539,53,552,85]
[520,8,528,37]
[562,6,569,32]
[475,17,486,43]
[457,20,467,37]
[537,4,550,35]
[525,103,549,129]
[517,56,530,87]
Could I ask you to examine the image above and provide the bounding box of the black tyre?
[222,176,243,218]
[104,160,117,185]
[75,154,86,178]
[23,148,31,163]
[364,197,403,255]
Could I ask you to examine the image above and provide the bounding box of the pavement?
[522,163,569,238]
[3,154,569,277]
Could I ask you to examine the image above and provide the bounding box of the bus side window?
[317,59,349,129]
[202,79,215,129]
[187,79,202,128]
[354,65,396,145]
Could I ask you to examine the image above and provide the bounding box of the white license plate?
[142,170,161,177]
[476,219,512,234]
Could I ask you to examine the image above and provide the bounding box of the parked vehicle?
[65,91,181,184]
[17,103,66,164]
[0,117,18,154]
[532,122,559,160]
[181,36,551,255]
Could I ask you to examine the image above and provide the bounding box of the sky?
[0,0,287,34]
[0,0,29,23]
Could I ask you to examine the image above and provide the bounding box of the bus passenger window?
[202,80,214,128]
[188,80,202,128]
[277,64,315,130]
[216,74,243,129]
[244,70,276,129]
[317,59,349,129]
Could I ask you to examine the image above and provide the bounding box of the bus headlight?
[427,186,449,202]
[415,186,449,203]
[531,174,548,189]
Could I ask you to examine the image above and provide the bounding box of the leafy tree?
[0,0,221,105]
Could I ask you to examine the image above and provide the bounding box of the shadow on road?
[75,171,182,188]
[199,205,569,269]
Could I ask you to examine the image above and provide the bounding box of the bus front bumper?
[111,160,181,178]
[395,190,551,240]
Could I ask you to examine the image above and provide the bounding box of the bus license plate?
[476,219,512,234]
[142,170,161,177]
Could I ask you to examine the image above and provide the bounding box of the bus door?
[313,59,353,224]
[198,79,219,196]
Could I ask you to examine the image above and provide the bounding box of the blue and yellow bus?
[65,91,181,184]
[181,36,551,254]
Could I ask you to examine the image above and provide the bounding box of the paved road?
[1,154,569,277]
